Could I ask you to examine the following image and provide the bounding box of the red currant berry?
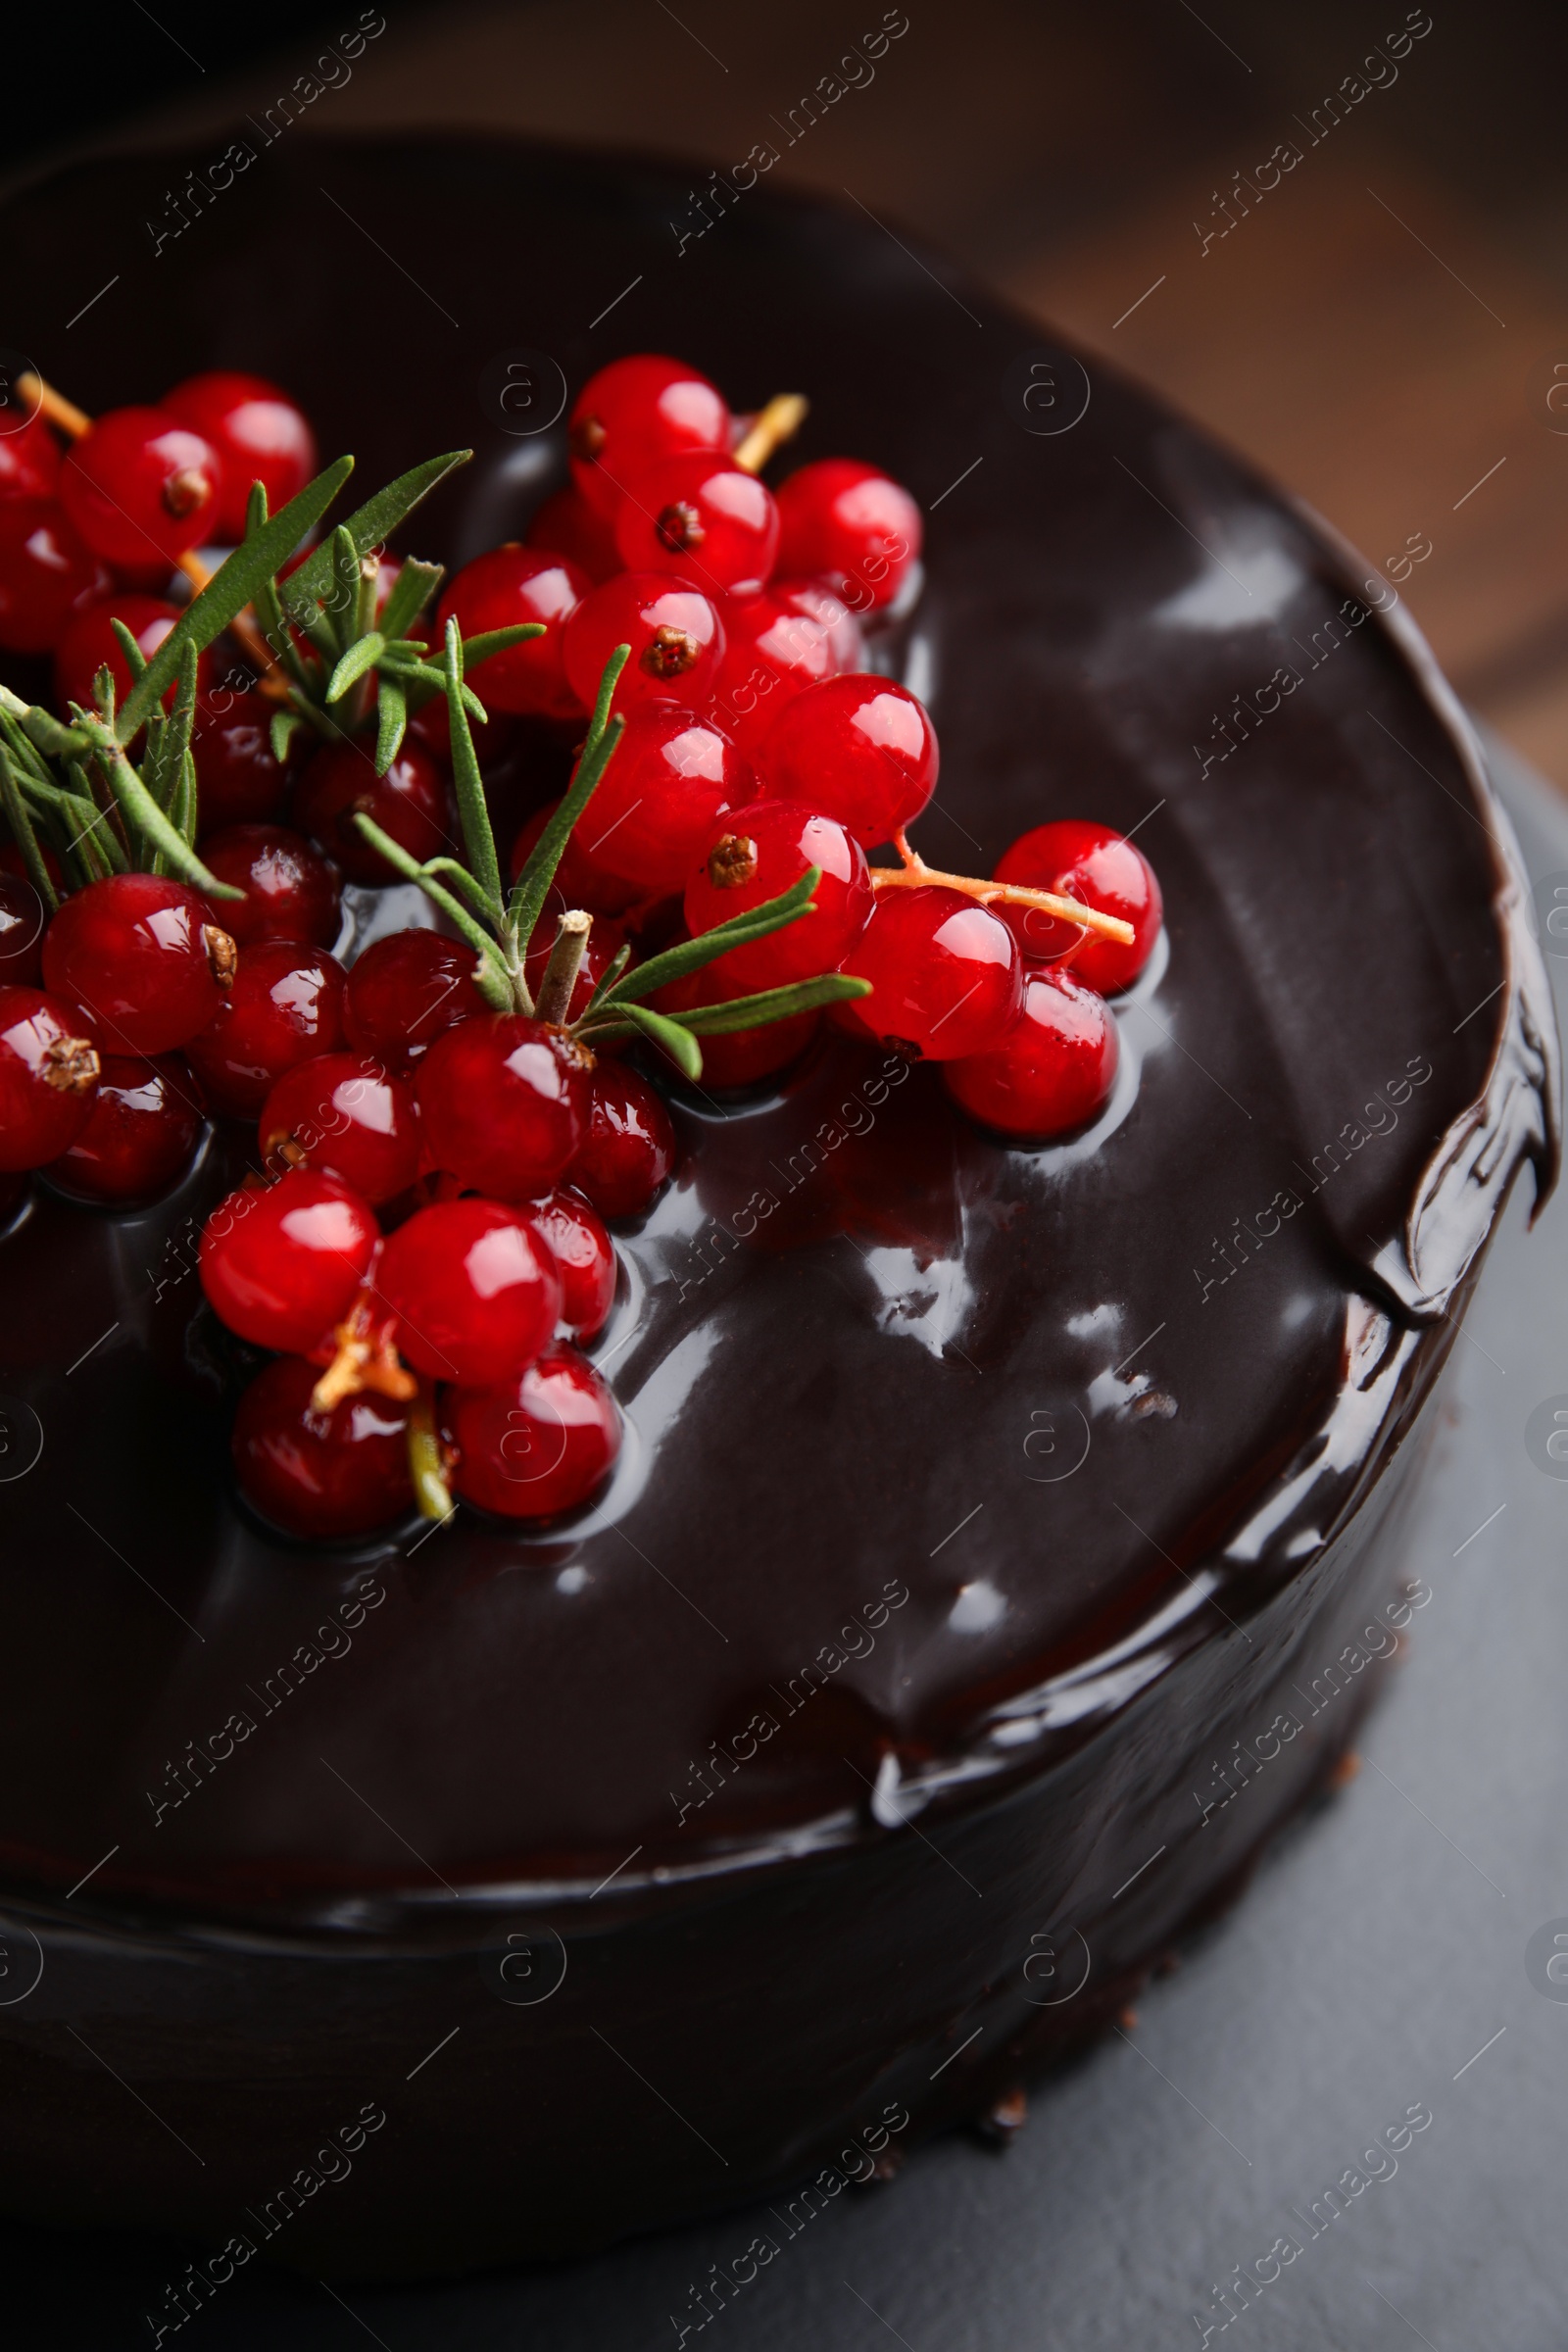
[0,874,45,986]
[443,1347,620,1519]
[774,459,922,612]
[60,407,221,567]
[0,984,100,1170]
[53,593,192,718]
[562,573,725,718]
[757,675,938,848]
[260,1052,421,1204]
[524,1190,615,1339]
[775,577,863,668]
[568,354,729,521]
[654,954,819,1089]
[162,371,318,543]
[184,942,347,1118]
[192,691,296,832]
[706,579,859,752]
[684,801,870,991]
[416,1015,591,1199]
[840,886,1021,1061]
[993,820,1163,994]
[565,1060,676,1215]
[522,915,626,1026]
[375,1198,561,1385]
[0,413,62,503]
[342,929,488,1070]
[0,501,110,655]
[232,1354,413,1541]
[43,873,236,1056]
[200,1168,378,1351]
[435,545,589,720]
[944,967,1119,1138]
[198,824,341,948]
[525,484,621,582]
[291,738,453,885]
[575,707,746,893]
[613,452,779,594]
[45,1053,202,1204]
[0,839,65,890]
[510,801,643,917]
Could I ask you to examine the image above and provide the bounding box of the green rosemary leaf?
[180,745,199,850]
[582,641,626,761]
[377,557,444,643]
[505,648,629,949]
[70,756,131,868]
[165,643,199,809]
[373,676,407,776]
[584,939,633,1011]
[419,856,504,924]
[615,1003,705,1081]
[326,631,386,703]
[440,618,503,910]
[635,972,870,1035]
[325,525,363,657]
[277,452,470,626]
[456,622,546,672]
[0,746,58,913]
[58,766,129,880]
[119,457,354,740]
[252,569,312,693]
[139,710,170,815]
[92,733,242,898]
[0,689,85,764]
[398,667,487,720]
[109,617,150,679]
[605,869,820,1006]
[350,814,513,1008]
[269,708,305,765]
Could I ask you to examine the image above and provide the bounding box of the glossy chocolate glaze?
[0,137,1555,2272]
[0,135,1555,1929]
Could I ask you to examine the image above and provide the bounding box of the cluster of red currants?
[437,350,1163,1121]
[0,368,315,668]
[0,347,1164,1552]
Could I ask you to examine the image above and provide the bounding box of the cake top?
[0,137,1554,1937]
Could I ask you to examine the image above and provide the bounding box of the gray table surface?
[9,729,1567,2350]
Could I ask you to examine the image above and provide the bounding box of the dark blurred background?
[8,0,1568,780]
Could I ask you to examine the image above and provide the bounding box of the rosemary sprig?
[352,636,870,1079]
[0,442,539,899]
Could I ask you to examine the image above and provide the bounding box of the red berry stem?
[871,827,1136,948]
[407,1380,455,1523]
[15,369,90,441]
[730,393,808,474]
[310,1291,417,1414]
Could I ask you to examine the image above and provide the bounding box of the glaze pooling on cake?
[0,136,1555,2272]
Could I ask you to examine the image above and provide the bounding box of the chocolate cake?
[0,135,1555,2281]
